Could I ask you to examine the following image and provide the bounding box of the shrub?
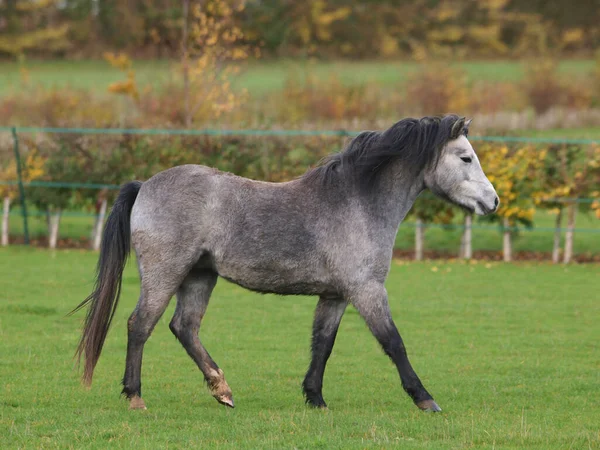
[468,81,525,114]
[522,60,562,115]
[404,63,469,115]
[522,59,593,114]
[271,72,389,124]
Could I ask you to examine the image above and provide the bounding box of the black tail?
[70,181,142,386]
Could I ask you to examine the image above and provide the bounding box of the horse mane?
[301,114,470,190]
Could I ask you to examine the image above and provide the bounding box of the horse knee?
[127,311,137,332]
[169,315,197,344]
[127,311,153,344]
[169,316,184,340]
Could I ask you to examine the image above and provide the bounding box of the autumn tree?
[535,145,600,263]
[180,0,257,127]
[103,51,141,127]
[0,0,70,58]
[0,149,44,246]
[479,144,546,262]
[2,0,600,59]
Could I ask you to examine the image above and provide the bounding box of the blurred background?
[0,0,599,261]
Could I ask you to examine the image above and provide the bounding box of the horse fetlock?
[207,368,234,408]
[302,379,327,408]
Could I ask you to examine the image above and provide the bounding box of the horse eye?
[460,157,472,163]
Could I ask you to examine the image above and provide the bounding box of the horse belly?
[214,257,332,296]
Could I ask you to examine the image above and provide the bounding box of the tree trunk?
[460,214,472,259]
[93,198,108,251]
[48,209,62,249]
[502,217,512,262]
[563,203,576,264]
[90,214,99,243]
[182,0,191,128]
[415,218,424,261]
[552,208,563,264]
[2,196,10,246]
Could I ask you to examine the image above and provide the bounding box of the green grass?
[233,59,566,95]
[8,210,95,243]
[1,248,599,448]
[0,58,595,97]
[0,59,174,97]
[512,128,600,140]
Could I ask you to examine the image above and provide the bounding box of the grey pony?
[72,115,498,412]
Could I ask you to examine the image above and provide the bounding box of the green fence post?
[11,127,30,245]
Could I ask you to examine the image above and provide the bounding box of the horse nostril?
[494,197,499,208]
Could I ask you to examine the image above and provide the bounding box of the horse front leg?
[302,296,347,408]
[350,282,441,412]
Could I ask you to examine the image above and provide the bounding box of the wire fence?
[1,126,599,252]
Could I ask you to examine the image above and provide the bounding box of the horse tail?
[70,181,142,386]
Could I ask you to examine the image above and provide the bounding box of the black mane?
[302,115,470,190]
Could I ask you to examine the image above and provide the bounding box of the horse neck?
[366,163,425,231]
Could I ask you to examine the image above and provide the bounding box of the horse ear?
[464,118,472,135]
[450,117,466,139]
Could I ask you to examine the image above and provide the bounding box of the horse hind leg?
[169,269,234,408]
[122,250,190,410]
[122,283,178,410]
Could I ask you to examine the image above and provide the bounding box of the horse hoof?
[129,396,147,410]
[416,399,442,412]
[307,401,328,409]
[216,395,235,408]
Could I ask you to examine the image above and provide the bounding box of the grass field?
[0,58,595,97]
[1,248,598,448]
[513,128,600,140]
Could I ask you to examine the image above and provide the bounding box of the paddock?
[1,248,597,448]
